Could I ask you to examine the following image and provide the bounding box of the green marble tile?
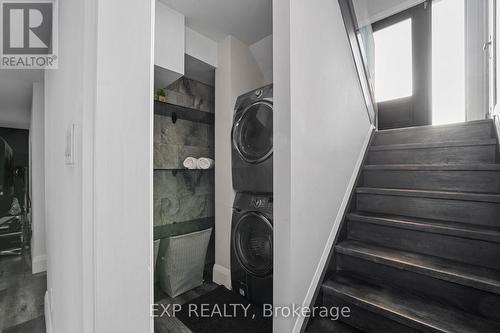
[165,77,215,114]
[154,116,213,147]
[3,316,45,333]
[154,144,179,169]
[153,78,215,227]
[154,170,214,226]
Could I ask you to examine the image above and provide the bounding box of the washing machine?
[232,84,273,193]
[231,192,273,305]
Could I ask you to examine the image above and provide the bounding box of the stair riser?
[307,318,363,333]
[356,193,500,227]
[363,170,500,193]
[374,122,494,146]
[367,145,496,165]
[347,221,500,270]
[335,254,500,321]
[322,293,421,333]
[347,213,500,243]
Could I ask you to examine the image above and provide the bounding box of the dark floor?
[0,251,46,333]
[154,282,219,333]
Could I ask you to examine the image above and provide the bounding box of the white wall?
[214,36,265,288]
[186,27,218,67]
[250,34,273,85]
[44,0,153,332]
[496,0,500,118]
[155,1,184,89]
[273,1,292,331]
[30,81,46,274]
[0,108,31,129]
[0,77,33,129]
[465,0,489,121]
[155,1,184,74]
[273,0,373,332]
[494,0,500,140]
[44,0,92,331]
[93,0,154,332]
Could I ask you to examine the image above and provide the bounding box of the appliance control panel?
[250,196,273,209]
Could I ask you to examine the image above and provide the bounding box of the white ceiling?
[160,0,272,45]
[0,69,43,129]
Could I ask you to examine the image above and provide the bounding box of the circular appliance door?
[233,101,273,164]
[233,212,273,277]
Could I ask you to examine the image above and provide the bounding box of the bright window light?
[374,19,413,102]
[432,0,465,125]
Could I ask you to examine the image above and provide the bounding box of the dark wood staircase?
[307,119,500,333]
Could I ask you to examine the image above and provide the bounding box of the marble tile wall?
[165,77,215,113]
[154,75,215,228]
[154,115,214,169]
[153,77,215,287]
[153,170,215,226]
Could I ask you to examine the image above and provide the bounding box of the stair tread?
[336,240,500,294]
[307,318,362,333]
[347,211,500,243]
[370,139,497,151]
[356,187,500,203]
[376,119,493,135]
[364,163,500,171]
[322,274,500,333]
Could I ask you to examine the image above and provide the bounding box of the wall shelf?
[154,100,214,125]
[154,217,214,241]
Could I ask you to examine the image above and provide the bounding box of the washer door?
[233,212,273,277]
[233,101,273,164]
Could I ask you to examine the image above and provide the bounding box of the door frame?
[372,1,432,129]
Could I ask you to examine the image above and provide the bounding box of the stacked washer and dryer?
[230,84,273,306]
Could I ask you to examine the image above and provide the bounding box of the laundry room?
[152,1,273,332]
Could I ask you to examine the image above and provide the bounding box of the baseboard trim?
[32,254,47,274]
[45,291,53,333]
[293,125,375,333]
[212,264,231,289]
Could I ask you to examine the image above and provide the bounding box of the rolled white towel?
[183,157,198,169]
[197,157,215,170]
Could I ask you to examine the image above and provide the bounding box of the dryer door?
[232,101,273,164]
[233,212,273,277]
